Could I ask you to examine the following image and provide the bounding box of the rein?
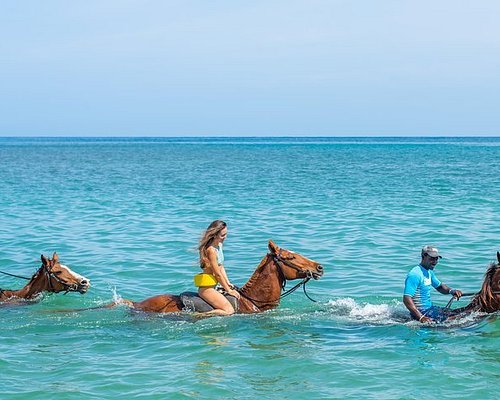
[279,277,317,302]
[444,290,500,310]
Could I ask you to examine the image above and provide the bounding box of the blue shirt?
[404,264,441,310]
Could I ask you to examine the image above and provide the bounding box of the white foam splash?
[325,297,492,328]
[327,297,395,323]
[111,286,124,304]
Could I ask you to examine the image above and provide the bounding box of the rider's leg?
[198,287,235,316]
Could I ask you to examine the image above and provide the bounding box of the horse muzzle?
[76,279,91,294]
[311,264,324,280]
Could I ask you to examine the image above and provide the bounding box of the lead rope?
[0,270,31,280]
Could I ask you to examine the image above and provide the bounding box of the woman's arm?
[207,248,240,298]
[207,248,231,290]
[219,265,235,289]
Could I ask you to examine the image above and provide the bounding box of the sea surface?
[0,137,499,399]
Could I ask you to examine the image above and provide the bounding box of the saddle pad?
[180,291,238,313]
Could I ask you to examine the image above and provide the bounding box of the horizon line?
[1,135,500,139]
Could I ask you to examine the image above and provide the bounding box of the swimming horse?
[443,252,500,320]
[115,240,324,314]
[0,253,90,303]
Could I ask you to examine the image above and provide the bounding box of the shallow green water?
[0,137,499,399]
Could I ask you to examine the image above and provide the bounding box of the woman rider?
[196,220,240,315]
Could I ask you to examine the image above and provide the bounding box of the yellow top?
[194,273,218,287]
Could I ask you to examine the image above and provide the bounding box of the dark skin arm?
[436,283,463,299]
[403,295,432,323]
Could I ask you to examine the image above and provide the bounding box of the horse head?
[40,253,90,294]
[474,252,500,313]
[268,240,324,281]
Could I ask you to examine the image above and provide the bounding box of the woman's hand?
[228,288,240,299]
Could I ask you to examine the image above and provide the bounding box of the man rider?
[403,245,463,323]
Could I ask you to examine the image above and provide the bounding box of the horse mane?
[239,253,273,295]
[26,265,44,285]
[472,262,499,312]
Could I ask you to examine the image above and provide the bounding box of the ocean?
[0,137,499,399]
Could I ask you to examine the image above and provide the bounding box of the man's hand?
[450,289,463,299]
[419,315,432,323]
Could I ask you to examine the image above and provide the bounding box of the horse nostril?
[317,265,323,272]
[81,279,89,285]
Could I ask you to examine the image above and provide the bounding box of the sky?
[1,0,499,137]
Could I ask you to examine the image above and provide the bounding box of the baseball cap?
[421,245,442,259]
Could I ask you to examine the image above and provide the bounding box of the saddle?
[180,291,239,313]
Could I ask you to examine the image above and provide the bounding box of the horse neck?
[471,266,500,313]
[471,289,499,313]
[1,268,48,300]
[458,270,500,314]
[239,254,284,311]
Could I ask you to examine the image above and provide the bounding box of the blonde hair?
[199,220,227,269]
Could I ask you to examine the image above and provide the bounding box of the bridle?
[40,262,82,294]
[238,250,319,310]
[274,249,317,283]
[0,262,79,295]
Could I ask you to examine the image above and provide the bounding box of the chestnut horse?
[117,240,324,314]
[0,253,90,303]
[446,252,500,319]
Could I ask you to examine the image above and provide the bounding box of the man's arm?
[403,295,432,323]
[436,284,463,299]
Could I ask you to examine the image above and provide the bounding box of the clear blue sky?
[1,1,499,136]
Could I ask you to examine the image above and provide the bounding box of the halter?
[238,250,318,310]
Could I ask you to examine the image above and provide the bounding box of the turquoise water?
[0,137,499,399]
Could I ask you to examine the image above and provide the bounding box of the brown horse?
[116,240,323,314]
[445,252,500,319]
[0,253,90,303]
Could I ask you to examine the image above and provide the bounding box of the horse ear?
[268,240,279,254]
[41,255,49,265]
[52,252,59,262]
[497,251,500,263]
